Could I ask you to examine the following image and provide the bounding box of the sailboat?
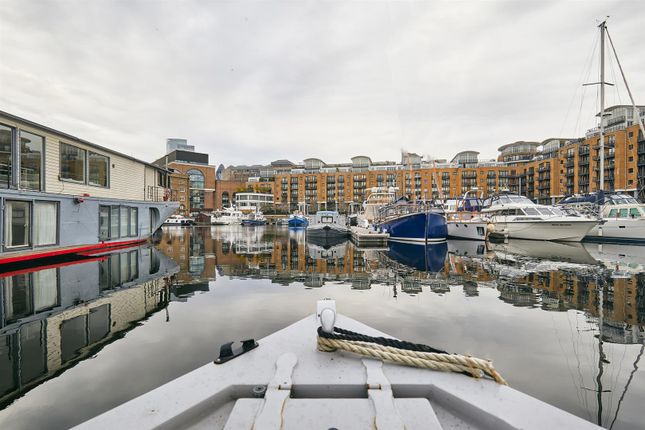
[560,21,645,242]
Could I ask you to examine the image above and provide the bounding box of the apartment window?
[34,201,58,246]
[5,200,31,248]
[88,152,109,187]
[60,143,86,182]
[19,131,44,191]
[187,169,204,188]
[0,124,13,188]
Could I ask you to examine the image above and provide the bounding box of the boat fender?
[317,299,336,333]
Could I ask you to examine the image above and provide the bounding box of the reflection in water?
[0,245,179,407]
[1,226,644,429]
[162,226,645,428]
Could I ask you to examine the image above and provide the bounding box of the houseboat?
[0,111,178,265]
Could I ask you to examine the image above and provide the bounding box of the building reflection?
[158,228,645,346]
[0,245,180,407]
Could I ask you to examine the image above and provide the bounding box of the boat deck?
[350,226,389,246]
[76,310,599,430]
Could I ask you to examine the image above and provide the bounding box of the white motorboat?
[482,193,598,242]
[361,186,397,224]
[306,211,350,240]
[560,193,645,242]
[75,300,599,429]
[212,207,245,225]
[163,214,194,226]
[445,190,487,241]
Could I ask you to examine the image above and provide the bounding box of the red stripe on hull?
[0,239,147,266]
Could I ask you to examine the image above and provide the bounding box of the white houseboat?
[0,111,178,265]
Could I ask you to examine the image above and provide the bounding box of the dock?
[350,226,389,247]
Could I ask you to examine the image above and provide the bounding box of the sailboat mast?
[599,20,606,192]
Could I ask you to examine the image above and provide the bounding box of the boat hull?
[378,211,447,243]
[585,218,645,242]
[0,189,177,265]
[288,217,308,228]
[489,220,597,242]
[447,220,487,240]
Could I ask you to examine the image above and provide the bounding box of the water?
[0,225,644,429]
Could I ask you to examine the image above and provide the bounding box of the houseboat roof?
[0,110,171,172]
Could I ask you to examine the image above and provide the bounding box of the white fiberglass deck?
[75,308,599,430]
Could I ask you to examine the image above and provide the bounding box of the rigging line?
[607,342,629,425]
[567,311,589,417]
[572,310,592,419]
[565,30,599,137]
[608,343,644,430]
[574,34,598,137]
[606,27,645,138]
[559,312,586,414]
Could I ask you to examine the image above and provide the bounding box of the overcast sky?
[1,1,644,167]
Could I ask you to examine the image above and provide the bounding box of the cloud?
[0,1,643,166]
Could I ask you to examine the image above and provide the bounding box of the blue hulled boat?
[376,198,447,243]
[288,214,309,228]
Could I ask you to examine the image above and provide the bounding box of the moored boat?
[241,211,267,226]
[375,198,447,243]
[75,300,600,429]
[0,111,178,266]
[482,193,598,242]
[163,214,194,226]
[287,213,308,228]
[445,190,487,241]
[306,210,350,240]
[559,193,645,242]
[211,207,245,225]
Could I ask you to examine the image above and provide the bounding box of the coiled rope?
[317,326,507,385]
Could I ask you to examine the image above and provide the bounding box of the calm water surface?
[0,226,644,429]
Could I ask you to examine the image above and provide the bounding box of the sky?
[1,1,644,167]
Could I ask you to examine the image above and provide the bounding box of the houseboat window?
[19,131,44,191]
[0,124,13,188]
[120,207,129,238]
[88,152,109,187]
[608,208,618,217]
[99,206,110,239]
[5,200,30,248]
[110,206,120,238]
[60,143,86,182]
[619,208,628,218]
[630,208,643,217]
[129,207,138,236]
[34,201,58,246]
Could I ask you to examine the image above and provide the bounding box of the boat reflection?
[0,245,180,407]
[384,241,448,272]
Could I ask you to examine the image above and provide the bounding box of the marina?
[1,3,645,429]
[0,226,643,429]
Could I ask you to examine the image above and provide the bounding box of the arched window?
[186,169,204,189]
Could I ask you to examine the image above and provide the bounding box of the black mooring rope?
[317,326,448,355]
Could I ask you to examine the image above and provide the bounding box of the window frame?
[0,123,17,190]
[4,199,32,249]
[33,200,59,247]
[18,129,45,192]
[87,151,110,188]
[59,142,87,184]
